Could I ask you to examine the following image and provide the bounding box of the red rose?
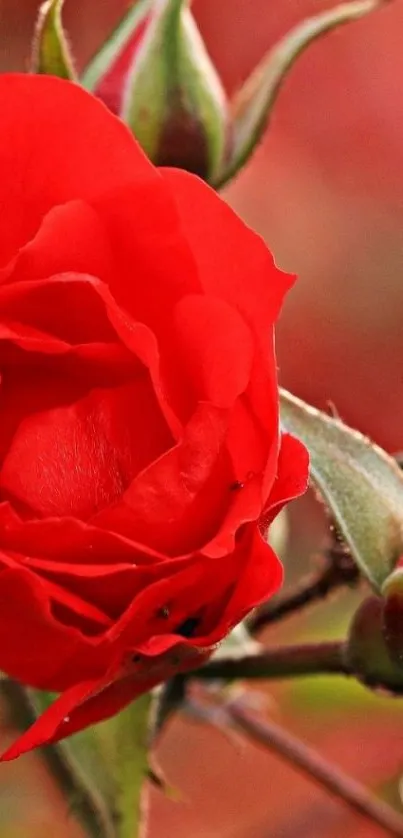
[0,74,308,760]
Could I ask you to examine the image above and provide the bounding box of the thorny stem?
[0,680,116,838]
[190,687,403,838]
[195,641,350,681]
[248,539,359,635]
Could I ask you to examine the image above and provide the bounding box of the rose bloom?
[0,75,308,760]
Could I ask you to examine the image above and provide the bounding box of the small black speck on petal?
[229,480,245,491]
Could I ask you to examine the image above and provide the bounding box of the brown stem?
[195,641,350,681]
[0,680,116,838]
[191,687,403,838]
[248,541,359,635]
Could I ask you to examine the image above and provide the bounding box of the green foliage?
[30,688,152,838]
[280,389,403,590]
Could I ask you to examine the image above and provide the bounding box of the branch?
[190,687,403,838]
[0,681,116,838]
[196,641,350,681]
[248,540,359,635]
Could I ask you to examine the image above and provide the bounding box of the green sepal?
[81,0,150,92]
[214,0,390,187]
[31,0,76,80]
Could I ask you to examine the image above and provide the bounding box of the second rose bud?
[91,0,230,182]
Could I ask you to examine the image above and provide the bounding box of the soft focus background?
[0,1,403,836]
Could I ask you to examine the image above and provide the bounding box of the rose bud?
[120,0,229,181]
[382,564,403,665]
[49,0,229,182]
[76,0,390,187]
[0,74,308,761]
[346,596,403,694]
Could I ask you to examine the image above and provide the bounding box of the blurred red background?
[0,1,403,836]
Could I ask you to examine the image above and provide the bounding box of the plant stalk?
[248,543,359,635]
[195,641,350,681]
[0,680,116,838]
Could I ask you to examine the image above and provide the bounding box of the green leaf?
[109,694,152,838]
[30,689,152,838]
[280,389,403,590]
[32,0,76,79]
[81,0,150,92]
[9,687,116,838]
[214,0,390,188]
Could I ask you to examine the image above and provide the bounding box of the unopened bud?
[79,0,390,185]
[346,596,403,694]
[121,0,229,180]
[382,565,403,665]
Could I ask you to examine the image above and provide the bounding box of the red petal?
[200,398,271,559]
[0,564,108,691]
[262,432,310,529]
[116,528,282,653]
[0,74,157,265]
[186,528,283,649]
[93,182,200,340]
[172,294,254,416]
[2,200,112,285]
[0,272,183,441]
[0,320,69,354]
[0,502,165,565]
[1,664,172,762]
[161,168,293,335]
[161,167,283,463]
[218,527,283,636]
[0,380,172,519]
[0,551,112,631]
[0,364,92,466]
[0,274,117,345]
[107,550,236,650]
[22,559,157,622]
[0,676,114,761]
[0,504,174,621]
[93,402,231,554]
